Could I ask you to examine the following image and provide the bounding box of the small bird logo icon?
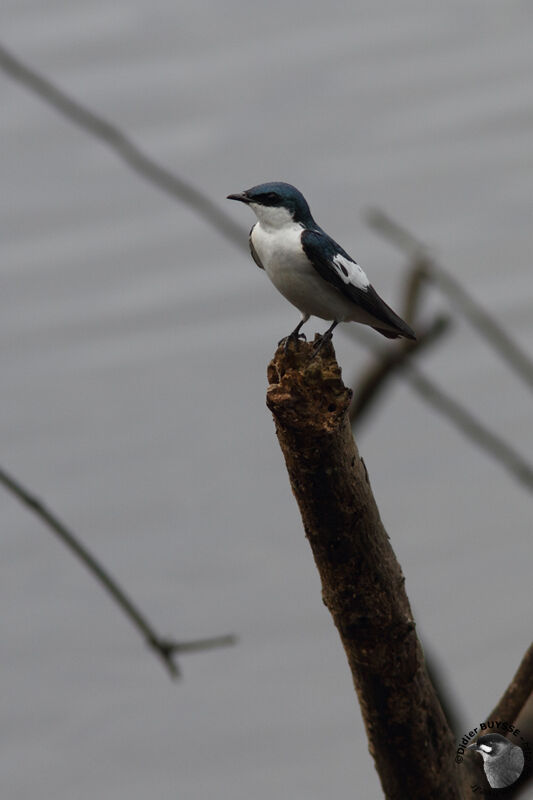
[227,182,415,353]
[468,732,525,789]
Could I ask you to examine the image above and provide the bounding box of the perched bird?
[468,733,525,789]
[227,181,416,352]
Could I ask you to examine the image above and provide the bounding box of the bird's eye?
[266,192,279,202]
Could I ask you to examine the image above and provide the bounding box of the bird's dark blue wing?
[301,228,416,339]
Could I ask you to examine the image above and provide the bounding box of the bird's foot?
[310,332,332,359]
[279,332,307,354]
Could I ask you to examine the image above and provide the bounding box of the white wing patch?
[332,253,370,291]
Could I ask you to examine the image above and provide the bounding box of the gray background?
[1,1,532,797]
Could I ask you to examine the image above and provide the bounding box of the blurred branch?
[348,217,533,494]
[367,209,533,392]
[0,41,240,679]
[164,633,237,655]
[346,328,533,491]
[400,258,430,324]
[266,339,462,799]
[0,41,246,250]
[0,465,236,679]
[350,314,451,428]
[487,642,533,725]
[402,364,533,492]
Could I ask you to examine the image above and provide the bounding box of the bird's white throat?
[249,202,296,231]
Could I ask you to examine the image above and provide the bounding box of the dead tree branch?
[266,339,461,799]
[0,465,236,678]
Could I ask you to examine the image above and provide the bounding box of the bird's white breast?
[250,221,361,322]
[251,219,307,274]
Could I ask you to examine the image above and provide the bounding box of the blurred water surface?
[1,2,533,798]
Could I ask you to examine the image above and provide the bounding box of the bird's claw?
[310,332,332,359]
[279,332,307,353]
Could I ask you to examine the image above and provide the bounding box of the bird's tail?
[372,305,416,341]
[373,322,416,340]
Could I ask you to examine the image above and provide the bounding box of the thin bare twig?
[350,314,451,427]
[367,209,533,392]
[403,364,533,492]
[163,634,237,655]
[345,329,533,492]
[0,42,246,250]
[400,258,430,325]
[0,465,236,678]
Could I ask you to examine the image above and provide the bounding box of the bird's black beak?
[467,743,478,751]
[227,192,252,204]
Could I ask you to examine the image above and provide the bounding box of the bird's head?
[227,182,314,229]
[467,733,511,763]
[468,732,525,789]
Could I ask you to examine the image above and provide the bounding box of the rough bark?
[266,338,462,799]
